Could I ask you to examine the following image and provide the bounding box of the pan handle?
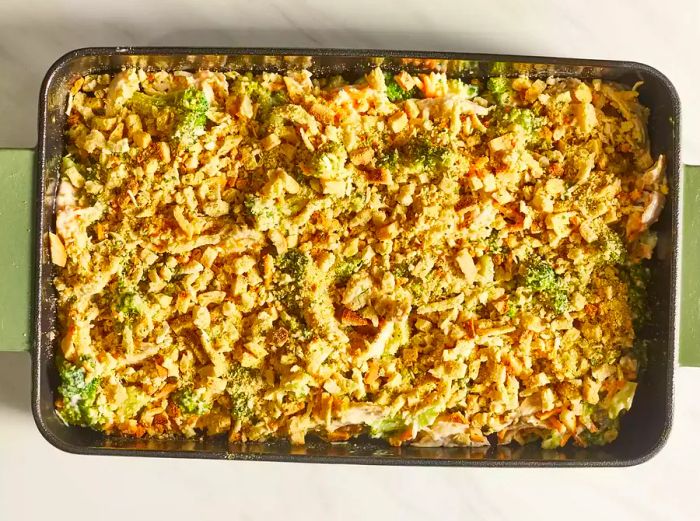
[0,148,34,352]
[680,164,700,367]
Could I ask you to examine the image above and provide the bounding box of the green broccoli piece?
[129,86,208,145]
[173,87,208,143]
[580,425,619,446]
[280,310,313,342]
[228,364,261,419]
[115,291,141,319]
[275,285,307,321]
[384,72,419,102]
[486,77,512,105]
[277,248,309,281]
[621,263,651,327]
[504,107,544,138]
[56,357,102,427]
[490,62,510,75]
[376,148,399,171]
[405,138,451,171]
[597,227,626,265]
[523,258,568,314]
[231,77,287,121]
[524,259,559,293]
[243,195,280,231]
[307,141,348,179]
[506,300,518,319]
[129,91,169,113]
[335,256,363,284]
[266,104,317,134]
[550,290,568,315]
[173,386,211,415]
[274,249,312,333]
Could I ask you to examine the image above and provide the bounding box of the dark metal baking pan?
[0,47,685,466]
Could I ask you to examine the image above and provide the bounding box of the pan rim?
[32,46,680,466]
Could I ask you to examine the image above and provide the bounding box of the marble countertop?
[1,1,699,520]
[1,0,699,162]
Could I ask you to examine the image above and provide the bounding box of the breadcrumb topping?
[53,67,665,448]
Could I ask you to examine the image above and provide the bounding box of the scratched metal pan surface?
[32,48,681,465]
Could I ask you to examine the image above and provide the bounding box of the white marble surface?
[1,1,700,520]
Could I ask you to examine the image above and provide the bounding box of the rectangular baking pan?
[0,47,687,466]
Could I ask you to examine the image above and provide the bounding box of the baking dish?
[0,47,693,466]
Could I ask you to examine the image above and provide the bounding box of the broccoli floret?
[524,259,559,293]
[504,107,544,138]
[486,77,512,105]
[274,249,311,333]
[280,310,313,341]
[243,195,280,231]
[173,386,211,415]
[174,87,209,143]
[490,62,509,76]
[307,141,347,179]
[335,256,363,284]
[130,87,208,145]
[580,425,619,446]
[598,227,626,265]
[228,364,260,419]
[384,72,419,102]
[266,104,317,134]
[405,138,451,171]
[506,300,518,319]
[231,77,287,121]
[115,291,141,319]
[523,259,568,314]
[621,263,650,326]
[376,148,399,171]
[277,248,309,281]
[56,357,103,427]
[549,290,568,315]
[129,91,169,113]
